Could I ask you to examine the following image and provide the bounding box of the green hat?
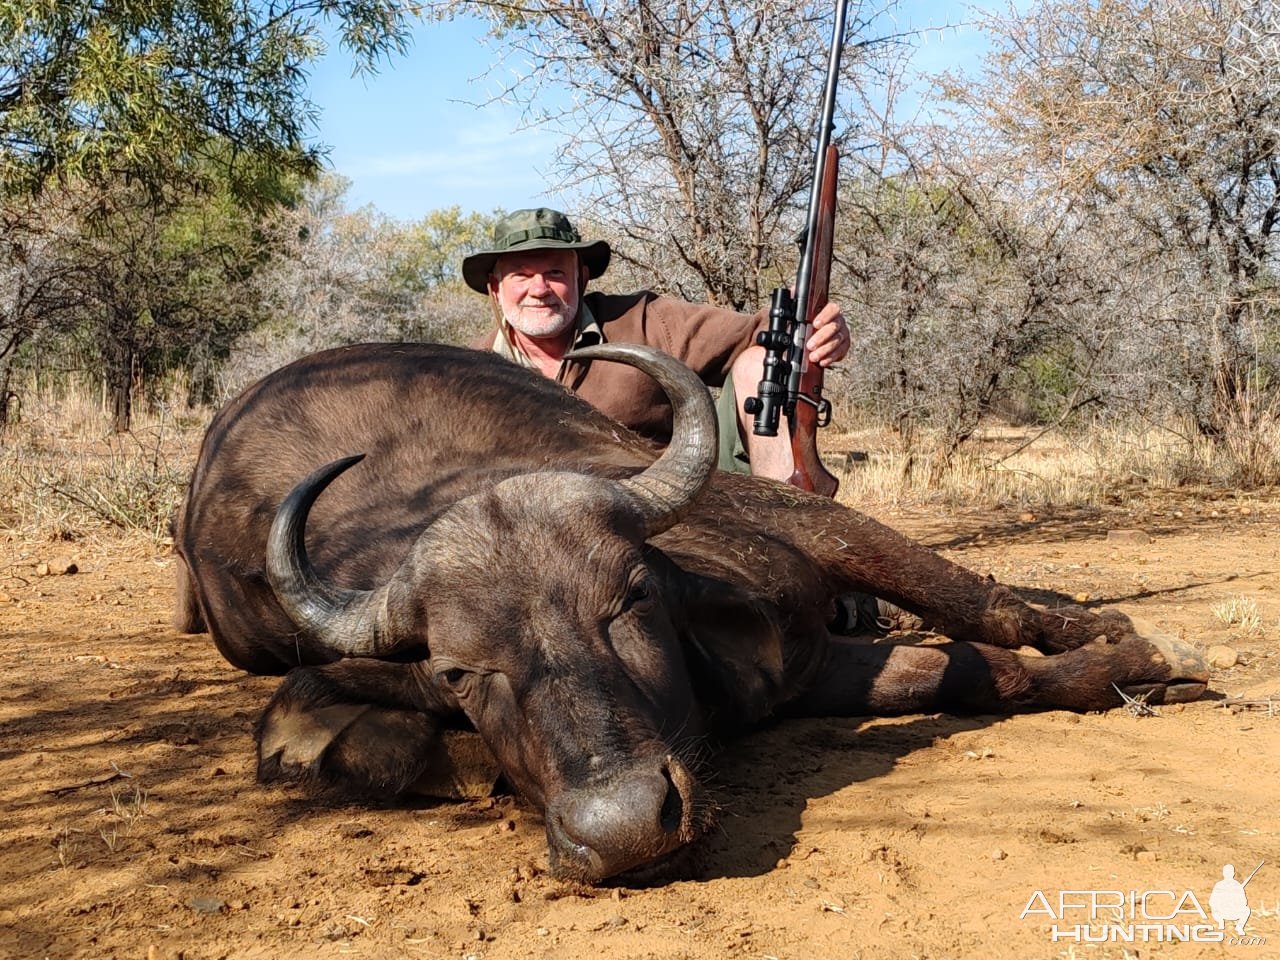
[462,207,611,294]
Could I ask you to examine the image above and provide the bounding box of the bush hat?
[462,208,611,294]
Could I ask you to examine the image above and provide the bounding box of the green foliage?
[1011,349,1082,424]
[8,163,292,428]
[391,206,499,293]
[0,0,418,202]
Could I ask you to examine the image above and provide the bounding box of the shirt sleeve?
[633,293,769,388]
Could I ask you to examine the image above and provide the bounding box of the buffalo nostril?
[659,769,683,835]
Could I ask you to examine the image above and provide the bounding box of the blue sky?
[306,3,995,222]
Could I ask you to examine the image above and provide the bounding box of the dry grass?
[3,377,1279,545]
[1212,595,1264,634]
[44,782,152,868]
[831,416,1280,510]
[1,377,204,544]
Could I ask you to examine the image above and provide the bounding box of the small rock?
[1106,529,1151,545]
[0,592,11,603]
[35,562,50,576]
[1207,645,1239,669]
[515,862,540,881]
[991,848,1007,861]
[189,896,227,914]
[49,559,78,575]
[1019,512,1036,523]
[537,927,550,936]
[1136,850,1159,863]
[1073,592,1090,603]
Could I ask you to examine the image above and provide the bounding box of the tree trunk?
[106,344,135,434]
[0,364,16,436]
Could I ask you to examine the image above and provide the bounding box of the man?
[465,207,895,634]
[463,207,851,482]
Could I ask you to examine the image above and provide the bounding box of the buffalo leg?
[810,507,1161,653]
[787,631,1208,718]
[256,659,499,799]
[171,554,208,634]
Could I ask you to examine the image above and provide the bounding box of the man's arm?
[637,293,849,482]
[621,292,768,387]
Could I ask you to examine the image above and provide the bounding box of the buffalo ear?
[670,568,787,724]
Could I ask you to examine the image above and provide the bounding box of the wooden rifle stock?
[788,144,840,498]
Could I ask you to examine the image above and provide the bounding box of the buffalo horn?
[568,343,718,537]
[266,454,402,657]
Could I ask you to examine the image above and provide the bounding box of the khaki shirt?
[472,290,767,444]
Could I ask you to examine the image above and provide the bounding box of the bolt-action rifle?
[743,0,848,498]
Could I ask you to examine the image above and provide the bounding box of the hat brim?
[462,238,611,294]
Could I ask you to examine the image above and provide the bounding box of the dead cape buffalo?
[174,341,1208,883]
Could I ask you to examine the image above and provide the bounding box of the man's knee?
[714,381,751,474]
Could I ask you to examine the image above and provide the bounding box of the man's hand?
[804,302,850,368]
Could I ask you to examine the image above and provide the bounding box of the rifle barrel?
[787,0,850,404]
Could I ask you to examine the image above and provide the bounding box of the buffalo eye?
[620,577,651,614]
[436,667,468,687]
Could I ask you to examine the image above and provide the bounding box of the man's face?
[490,248,584,341]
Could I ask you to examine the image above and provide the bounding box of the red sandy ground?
[2,494,1278,960]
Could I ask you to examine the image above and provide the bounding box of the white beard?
[502,296,577,339]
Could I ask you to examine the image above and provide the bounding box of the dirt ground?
[2,492,1278,960]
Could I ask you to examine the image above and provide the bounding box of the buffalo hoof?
[1118,622,1209,705]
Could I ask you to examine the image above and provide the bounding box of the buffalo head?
[263,344,720,881]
